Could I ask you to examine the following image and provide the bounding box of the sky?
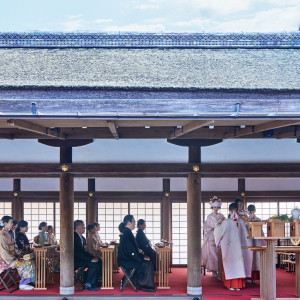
[0,0,299,33]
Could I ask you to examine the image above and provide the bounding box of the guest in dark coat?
[136,219,156,270]
[117,215,155,292]
[74,220,101,291]
[9,220,18,240]
[15,220,31,256]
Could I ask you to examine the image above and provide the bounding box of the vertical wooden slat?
[296,252,300,297]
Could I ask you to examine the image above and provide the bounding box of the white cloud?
[171,3,300,32]
[68,14,84,20]
[103,23,166,32]
[60,19,85,31]
[213,6,300,32]
[93,19,113,24]
[135,4,159,9]
[172,0,253,14]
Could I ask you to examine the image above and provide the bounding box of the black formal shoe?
[84,284,98,291]
[141,287,156,292]
[92,282,101,287]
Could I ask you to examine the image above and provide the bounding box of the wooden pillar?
[187,146,202,296]
[59,147,74,295]
[161,178,171,241]
[12,179,23,221]
[238,178,246,210]
[87,178,97,229]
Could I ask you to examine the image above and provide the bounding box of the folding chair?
[74,266,88,292]
[120,267,137,292]
[0,268,21,293]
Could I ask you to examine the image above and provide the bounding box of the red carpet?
[0,268,297,297]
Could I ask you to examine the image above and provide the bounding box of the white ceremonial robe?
[238,217,253,278]
[202,212,225,272]
[214,217,246,280]
[247,214,264,272]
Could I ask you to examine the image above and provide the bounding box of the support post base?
[60,286,75,295]
[187,286,202,295]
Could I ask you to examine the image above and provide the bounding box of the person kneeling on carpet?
[117,214,155,292]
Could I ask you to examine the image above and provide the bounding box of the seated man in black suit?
[74,220,101,291]
[136,219,156,270]
[117,215,155,292]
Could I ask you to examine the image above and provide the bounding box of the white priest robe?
[247,214,264,273]
[238,217,253,278]
[202,212,224,272]
[214,216,246,280]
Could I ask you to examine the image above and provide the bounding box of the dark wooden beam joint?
[7,119,65,140]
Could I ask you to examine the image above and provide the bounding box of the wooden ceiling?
[0,118,299,140]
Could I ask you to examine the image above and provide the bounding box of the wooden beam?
[107,121,119,139]
[224,120,300,139]
[162,179,171,241]
[7,119,65,140]
[276,126,299,139]
[1,190,300,202]
[1,163,300,178]
[169,120,214,140]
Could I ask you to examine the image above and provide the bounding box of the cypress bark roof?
[0,48,299,90]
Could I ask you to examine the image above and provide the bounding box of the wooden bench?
[282,259,296,272]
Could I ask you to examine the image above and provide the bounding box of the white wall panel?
[96,178,162,191]
[246,178,300,191]
[0,179,13,191]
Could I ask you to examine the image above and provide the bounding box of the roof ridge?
[0,32,299,49]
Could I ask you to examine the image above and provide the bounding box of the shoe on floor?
[19,284,34,290]
[235,288,240,291]
[227,287,235,291]
[84,284,98,291]
[141,287,156,292]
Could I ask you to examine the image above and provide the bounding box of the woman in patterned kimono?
[47,225,58,245]
[202,196,225,277]
[46,225,60,272]
[86,223,103,258]
[0,216,35,290]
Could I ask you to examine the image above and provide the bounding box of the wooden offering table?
[248,237,300,300]
[34,245,56,290]
[112,243,119,273]
[156,247,171,289]
[100,245,115,289]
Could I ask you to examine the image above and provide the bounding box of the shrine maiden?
[202,196,225,277]
[214,203,246,290]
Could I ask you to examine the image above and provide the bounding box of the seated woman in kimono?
[136,219,156,270]
[46,225,60,272]
[37,222,48,245]
[214,203,248,291]
[47,225,58,245]
[0,216,35,290]
[202,196,225,277]
[86,223,102,258]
